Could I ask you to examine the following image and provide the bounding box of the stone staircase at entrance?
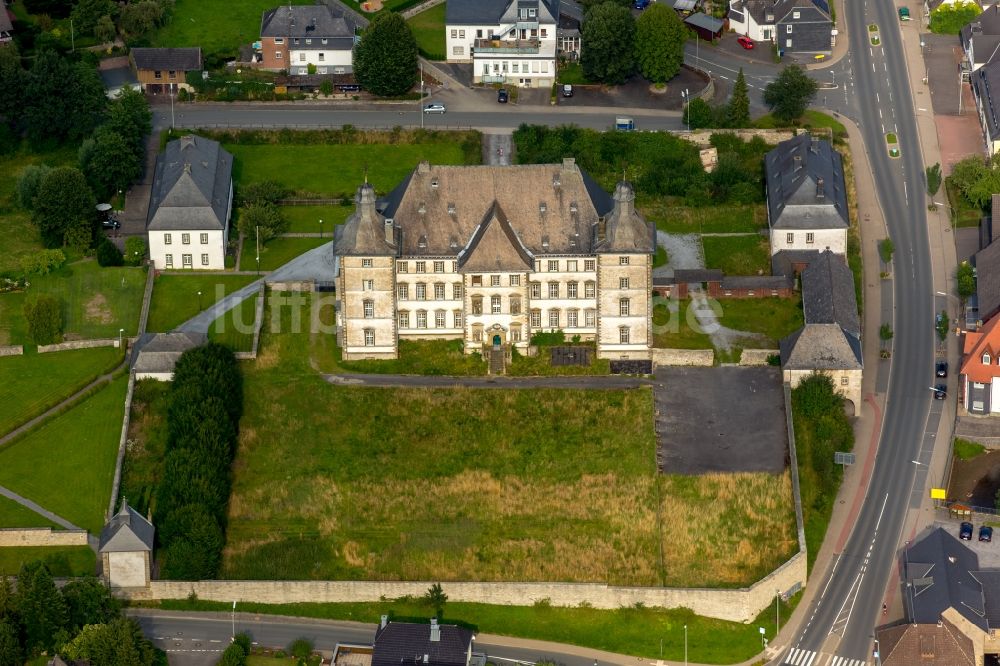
[489,347,506,375]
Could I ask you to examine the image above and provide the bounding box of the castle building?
[332,160,655,361]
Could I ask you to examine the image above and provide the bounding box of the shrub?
[125,236,147,266]
[289,638,313,660]
[878,238,894,264]
[96,237,124,266]
[236,180,289,207]
[219,642,246,666]
[20,249,66,276]
[23,295,63,345]
[16,164,52,210]
[530,330,566,346]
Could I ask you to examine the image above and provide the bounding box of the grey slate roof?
[765,134,849,231]
[99,65,139,93]
[962,6,1000,67]
[372,621,472,666]
[131,48,202,72]
[685,12,725,32]
[771,248,820,277]
[99,503,154,553]
[721,274,794,290]
[972,59,1000,142]
[133,332,206,374]
[801,250,860,336]
[975,240,1000,321]
[594,182,657,254]
[333,183,395,257]
[260,4,357,50]
[779,323,862,369]
[734,0,777,24]
[147,135,233,232]
[774,0,831,22]
[904,527,988,631]
[675,268,724,283]
[446,0,558,26]
[973,570,1000,628]
[458,202,535,273]
[0,5,13,36]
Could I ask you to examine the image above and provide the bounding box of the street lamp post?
[231,601,236,641]
[319,218,323,239]
[197,290,202,310]
[255,225,260,276]
[118,328,124,351]
[681,90,690,131]
[684,624,688,666]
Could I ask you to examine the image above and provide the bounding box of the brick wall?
[0,528,89,547]
[651,348,714,367]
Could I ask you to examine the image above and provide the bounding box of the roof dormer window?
[984,353,991,365]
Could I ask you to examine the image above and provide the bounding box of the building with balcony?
[332,160,656,362]
[258,4,360,75]
[445,0,559,87]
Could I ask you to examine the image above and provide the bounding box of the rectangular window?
[492,295,502,314]
[584,259,596,271]
[453,46,464,56]
[509,274,521,286]
[276,52,283,59]
[416,261,426,273]
[787,25,793,33]
[786,233,794,244]
[398,284,409,300]
[201,254,209,266]
[491,274,501,287]
[530,310,541,327]
[397,261,408,273]
[567,282,578,298]
[548,260,559,272]
[453,284,463,300]
[454,311,463,328]
[398,311,409,328]
[585,310,595,327]
[510,297,521,315]
[182,254,192,267]
[476,29,483,37]
[585,282,595,298]
[363,301,374,318]
[293,38,299,44]
[363,258,373,267]
[305,38,312,45]
[619,256,629,265]
[513,63,519,73]
[620,299,630,316]
[168,70,177,78]
[434,283,446,300]
[200,233,208,244]
[841,376,849,386]
[154,70,162,79]
[165,254,173,268]
[548,282,559,298]
[512,327,521,342]
[548,310,559,327]
[450,29,458,38]
[434,261,445,273]
[567,310,578,327]
[417,311,427,328]
[459,30,465,38]
[363,279,374,291]
[318,53,325,62]
[529,8,536,16]
[364,329,375,346]
[164,233,172,245]
[806,233,815,244]
[416,283,426,300]
[472,275,483,286]
[786,38,792,47]
[472,327,482,342]
[620,277,629,289]
[541,28,547,37]
[299,53,306,62]
[275,38,284,44]
[436,311,447,328]
[619,328,630,344]
[568,260,578,272]
[530,283,541,298]
[182,233,190,245]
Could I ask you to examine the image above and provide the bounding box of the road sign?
[930,488,947,500]
[834,452,856,466]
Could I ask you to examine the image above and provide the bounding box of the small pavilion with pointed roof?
[99,502,155,589]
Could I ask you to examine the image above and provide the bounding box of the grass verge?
[641,202,765,234]
[209,293,260,353]
[282,205,353,234]
[0,546,96,576]
[0,495,59,529]
[407,3,446,60]
[147,273,259,332]
[702,235,770,275]
[120,380,172,519]
[0,376,129,534]
[0,346,122,437]
[239,236,328,271]
[954,437,986,461]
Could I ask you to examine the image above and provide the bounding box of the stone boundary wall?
[783,384,808,552]
[38,339,117,353]
[124,554,807,623]
[106,372,137,521]
[234,285,266,361]
[400,0,445,19]
[740,349,780,366]
[0,528,89,547]
[266,280,314,292]
[137,268,155,336]
[651,348,714,367]
[0,346,23,357]
[683,129,798,148]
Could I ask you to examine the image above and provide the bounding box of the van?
[615,116,635,131]
[562,84,574,97]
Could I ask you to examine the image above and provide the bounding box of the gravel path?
[653,231,704,278]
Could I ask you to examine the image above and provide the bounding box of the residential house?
[130,47,202,94]
[99,502,154,589]
[147,135,233,271]
[445,0,559,88]
[0,3,13,44]
[258,4,360,75]
[133,332,207,380]
[332,160,656,363]
[971,58,1000,155]
[779,250,862,411]
[372,618,473,666]
[961,6,1000,72]
[728,0,833,53]
[959,312,1000,413]
[875,527,1000,665]
[99,56,142,99]
[765,134,850,257]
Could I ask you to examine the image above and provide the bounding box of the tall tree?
[0,619,22,666]
[0,45,24,135]
[762,64,818,122]
[581,2,636,84]
[634,3,685,84]
[61,578,120,633]
[32,166,96,248]
[22,52,106,145]
[725,68,751,128]
[79,127,143,199]
[70,0,117,36]
[15,562,68,655]
[105,88,152,156]
[60,618,158,666]
[354,12,418,97]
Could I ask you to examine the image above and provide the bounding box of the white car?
[423,103,447,114]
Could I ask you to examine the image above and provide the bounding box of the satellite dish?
[96,203,113,212]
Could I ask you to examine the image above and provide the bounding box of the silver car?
[423,103,447,114]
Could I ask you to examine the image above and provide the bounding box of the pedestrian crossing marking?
[781,648,866,666]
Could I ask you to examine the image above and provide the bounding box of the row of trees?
[0,562,159,665]
[582,3,686,85]
[23,0,175,43]
[154,343,243,580]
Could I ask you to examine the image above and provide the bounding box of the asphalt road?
[774,2,936,665]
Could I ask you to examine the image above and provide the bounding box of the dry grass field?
[220,294,797,586]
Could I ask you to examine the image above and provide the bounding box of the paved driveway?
[556,68,710,111]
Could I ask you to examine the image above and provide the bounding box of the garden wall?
[684,129,797,148]
[651,348,714,367]
[266,281,314,292]
[123,553,807,623]
[106,372,137,521]
[0,346,23,357]
[740,349,780,366]
[38,339,118,353]
[0,528,89,547]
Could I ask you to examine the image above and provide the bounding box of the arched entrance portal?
[492,334,502,347]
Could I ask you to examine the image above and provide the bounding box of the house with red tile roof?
[960,313,1000,413]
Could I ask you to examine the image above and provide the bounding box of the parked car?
[633,0,650,8]
[336,84,361,92]
[101,218,121,230]
[423,103,446,114]
[934,384,947,400]
[960,521,974,540]
[497,89,509,103]
[936,361,948,378]
[898,6,911,20]
[737,35,755,49]
[980,525,993,543]
[562,84,574,97]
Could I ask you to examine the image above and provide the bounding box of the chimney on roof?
[793,154,802,170]
[562,157,576,170]
[810,136,820,153]
[418,160,431,174]
[380,615,388,630]
[430,619,440,643]
[183,163,192,174]
[384,219,393,244]
[816,177,824,200]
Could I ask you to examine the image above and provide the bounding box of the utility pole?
[255,226,260,276]
[420,62,425,129]
[70,18,74,51]
[170,83,176,129]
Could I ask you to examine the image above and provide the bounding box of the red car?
[737,35,755,49]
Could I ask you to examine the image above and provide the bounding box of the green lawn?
[227,142,471,199]
[702,235,771,275]
[652,245,668,268]
[715,298,804,347]
[557,62,594,85]
[0,546,96,577]
[150,0,313,56]
[753,110,848,141]
[209,293,259,353]
[157,592,801,665]
[282,205,353,234]
[0,495,59,529]
[652,302,714,349]
[0,376,129,534]
[0,260,145,346]
[222,294,795,588]
[407,3,446,60]
[640,202,765,234]
[146,273,259,332]
[239,236,328,271]
[0,346,123,437]
[120,380,172,519]
[944,176,984,228]
[954,437,986,460]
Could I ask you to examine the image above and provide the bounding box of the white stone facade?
[148,228,227,270]
[769,227,847,256]
[784,367,862,412]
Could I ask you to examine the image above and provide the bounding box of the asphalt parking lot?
[654,366,788,475]
[557,67,710,111]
